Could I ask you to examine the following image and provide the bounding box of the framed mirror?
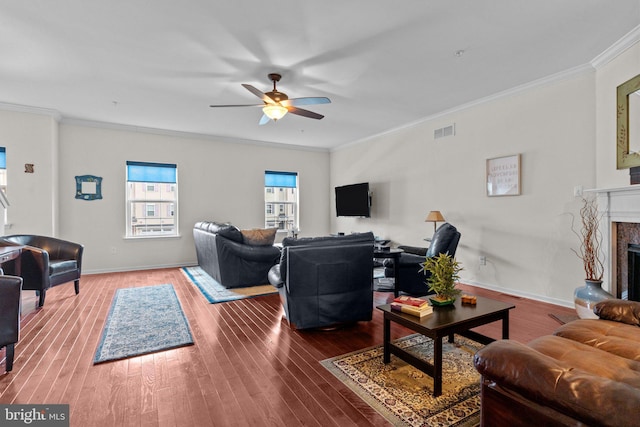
[617,73,640,169]
[75,175,103,200]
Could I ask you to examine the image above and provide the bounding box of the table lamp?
[425,211,445,233]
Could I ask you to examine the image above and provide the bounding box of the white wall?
[0,112,330,273]
[57,123,330,272]
[331,70,598,307]
[0,109,58,236]
[595,41,640,188]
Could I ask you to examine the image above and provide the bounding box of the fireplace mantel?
[587,185,640,297]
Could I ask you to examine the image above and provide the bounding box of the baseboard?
[83,262,198,275]
[464,279,574,309]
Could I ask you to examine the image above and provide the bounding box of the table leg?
[393,255,400,297]
[502,312,510,339]
[383,316,391,364]
[433,337,443,397]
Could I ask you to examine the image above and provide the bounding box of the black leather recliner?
[193,221,281,288]
[384,223,461,296]
[268,232,374,330]
[0,275,22,372]
[1,235,83,307]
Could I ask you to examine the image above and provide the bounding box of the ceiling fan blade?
[259,114,271,125]
[209,104,263,108]
[281,97,331,107]
[242,84,275,104]
[287,107,324,120]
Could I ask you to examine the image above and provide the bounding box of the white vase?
[574,280,614,319]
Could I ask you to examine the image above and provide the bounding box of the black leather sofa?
[0,275,22,372]
[1,235,83,307]
[193,221,281,288]
[268,232,375,329]
[384,223,461,296]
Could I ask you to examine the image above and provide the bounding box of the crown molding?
[333,64,594,152]
[591,24,640,69]
[0,102,61,121]
[60,117,329,153]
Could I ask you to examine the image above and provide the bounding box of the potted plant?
[571,196,613,318]
[420,252,463,305]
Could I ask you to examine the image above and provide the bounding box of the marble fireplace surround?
[590,185,640,299]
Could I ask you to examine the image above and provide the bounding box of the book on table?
[390,301,433,318]
[392,295,428,308]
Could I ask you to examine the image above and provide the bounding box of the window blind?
[127,161,177,183]
[264,170,297,188]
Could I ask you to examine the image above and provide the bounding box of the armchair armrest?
[3,246,49,291]
[217,237,281,262]
[0,275,22,345]
[594,299,640,326]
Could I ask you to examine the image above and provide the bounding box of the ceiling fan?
[209,73,331,125]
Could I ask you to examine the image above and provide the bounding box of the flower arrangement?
[420,252,463,302]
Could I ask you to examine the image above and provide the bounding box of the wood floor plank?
[0,267,577,426]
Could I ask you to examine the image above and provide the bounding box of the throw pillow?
[594,300,640,326]
[241,228,277,246]
[216,225,244,243]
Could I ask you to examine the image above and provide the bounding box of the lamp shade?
[425,211,445,223]
[262,104,288,121]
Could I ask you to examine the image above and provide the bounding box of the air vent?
[434,124,455,140]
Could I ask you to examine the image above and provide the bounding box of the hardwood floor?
[0,268,576,426]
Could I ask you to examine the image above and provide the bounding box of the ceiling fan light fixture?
[262,104,288,121]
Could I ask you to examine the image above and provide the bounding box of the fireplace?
[591,185,640,299]
[627,244,640,301]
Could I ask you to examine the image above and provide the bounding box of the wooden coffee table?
[377,295,515,396]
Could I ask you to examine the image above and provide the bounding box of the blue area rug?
[94,284,194,364]
[181,266,278,304]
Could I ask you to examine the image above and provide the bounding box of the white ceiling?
[1,1,639,150]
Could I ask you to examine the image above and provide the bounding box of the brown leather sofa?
[473,299,640,427]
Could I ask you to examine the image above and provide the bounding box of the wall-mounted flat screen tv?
[335,182,371,217]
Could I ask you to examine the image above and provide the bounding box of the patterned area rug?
[181,266,278,304]
[94,284,194,364]
[321,334,482,427]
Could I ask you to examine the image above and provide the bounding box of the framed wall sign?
[486,154,521,197]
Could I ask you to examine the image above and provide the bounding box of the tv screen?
[335,182,371,217]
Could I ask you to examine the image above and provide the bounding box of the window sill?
[124,234,182,240]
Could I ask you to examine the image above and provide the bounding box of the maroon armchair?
[0,275,22,372]
[1,235,83,307]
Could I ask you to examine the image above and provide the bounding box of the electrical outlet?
[479,256,486,266]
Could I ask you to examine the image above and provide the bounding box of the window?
[0,148,7,221]
[0,148,6,192]
[264,170,298,231]
[126,161,178,237]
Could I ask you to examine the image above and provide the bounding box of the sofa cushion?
[215,225,243,243]
[241,228,277,246]
[529,335,640,385]
[49,260,78,276]
[554,318,640,361]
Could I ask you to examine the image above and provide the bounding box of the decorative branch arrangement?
[571,197,604,281]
